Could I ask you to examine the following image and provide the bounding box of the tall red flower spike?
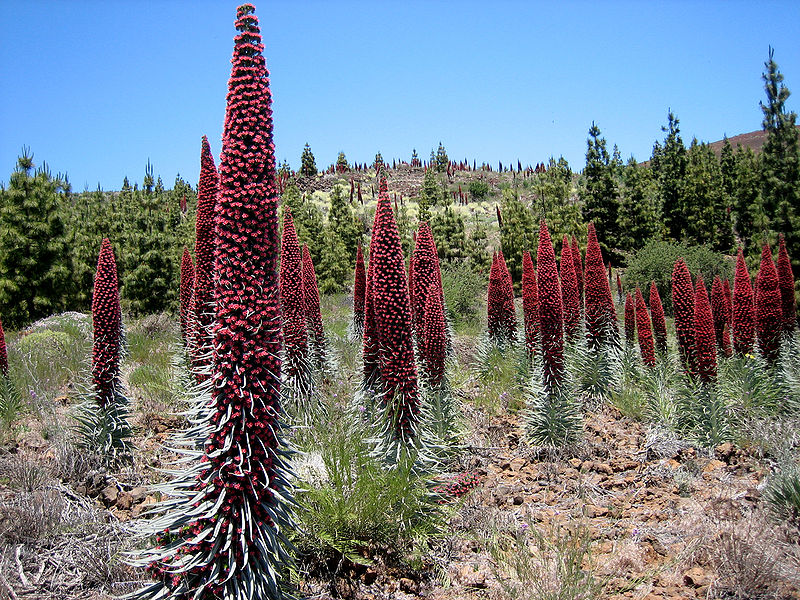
[710,276,728,352]
[571,235,583,305]
[179,247,194,343]
[778,235,797,332]
[92,238,122,407]
[412,222,442,348]
[352,245,366,338]
[302,244,327,371]
[616,271,624,303]
[189,135,219,381]
[362,246,381,390]
[423,285,447,387]
[635,287,655,367]
[498,249,517,339]
[408,252,415,319]
[732,248,756,356]
[584,223,616,348]
[0,317,7,377]
[671,258,695,373]
[649,281,668,355]
[487,251,505,342]
[280,207,310,387]
[624,292,636,345]
[560,235,580,341]
[370,177,419,441]
[693,275,717,383]
[137,7,295,598]
[755,242,782,364]
[723,278,733,325]
[522,250,539,357]
[536,221,564,387]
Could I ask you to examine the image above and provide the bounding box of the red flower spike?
[92,238,121,408]
[190,135,220,381]
[498,249,517,338]
[710,276,727,351]
[371,177,419,439]
[624,292,636,345]
[302,244,327,370]
[352,245,366,337]
[755,243,782,364]
[412,222,443,347]
[671,258,695,373]
[649,281,668,355]
[571,235,583,305]
[423,284,447,386]
[635,287,655,367]
[522,250,539,357]
[693,275,717,383]
[732,249,756,356]
[280,208,309,379]
[487,252,504,342]
[560,236,580,341]
[0,317,7,377]
[179,247,194,344]
[584,223,616,348]
[723,278,733,325]
[778,235,797,332]
[536,221,564,386]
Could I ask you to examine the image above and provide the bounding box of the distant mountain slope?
[707,125,800,155]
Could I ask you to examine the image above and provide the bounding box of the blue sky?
[1,1,798,191]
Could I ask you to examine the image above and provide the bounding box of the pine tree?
[328,183,362,260]
[730,145,761,245]
[466,213,490,273]
[618,158,661,255]
[651,111,687,242]
[498,189,536,289]
[300,142,317,177]
[435,142,449,172]
[581,123,621,261]
[419,167,441,217]
[430,206,466,263]
[530,157,581,244]
[681,140,733,251]
[336,151,349,172]
[0,151,72,328]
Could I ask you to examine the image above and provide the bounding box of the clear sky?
[1,1,798,191]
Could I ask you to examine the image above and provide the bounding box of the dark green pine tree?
[316,226,351,294]
[335,151,349,172]
[617,158,661,255]
[0,151,72,328]
[430,205,466,263]
[373,151,384,172]
[651,111,688,242]
[65,185,108,309]
[731,145,762,247]
[580,123,621,261]
[328,184,362,260]
[499,189,536,288]
[418,167,441,219]
[719,137,736,212]
[760,47,800,273]
[300,143,317,177]
[531,157,582,247]
[681,140,733,252]
[435,142,449,172]
[466,213,491,273]
[281,184,325,265]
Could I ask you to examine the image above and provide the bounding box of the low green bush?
[441,262,486,328]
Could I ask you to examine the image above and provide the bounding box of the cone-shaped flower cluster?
[777,235,796,332]
[536,221,564,387]
[137,7,295,598]
[498,250,517,339]
[352,245,366,338]
[710,276,727,351]
[571,236,583,304]
[671,258,695,373]
[412,222,442,348]
[92,238,122,407]
[624,292,635,346]
[189,135,219,380]
[302,244,327,372]
[635,287,655,367]
[755,243,782,364]
[0,317,7,377]
[179,247,194,343]
[362,221,382,392]
[732,248,755,356]
[487,251,516,345]
[560,236,580,341]
[522,250,539,357]
[649,282,668,355]
[423,285,447,387]
[693,275,717,383]
[584,223,616,348]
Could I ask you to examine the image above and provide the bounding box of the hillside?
[707,125,800,156]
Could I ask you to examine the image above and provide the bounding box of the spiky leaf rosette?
[497,250,517,340]
[189,135,220,381]
[693,275,717,383]
[351,245,366,338]
[732,248,756,356]
[710,276,727,352]
[635,287,655,367]
[584,223,616,349]
[423,284,447,387]
[179,247,194,343]
[302,244,328,373]
[778,235,797,332]
[412,222,442,348]
[522,250,539,357]
[624,292,635,346]
[755,243,782,364]
[649,281,668,355]
[132,7,295,599]
[560,235,580,341]
[571,235,583,305]
[671,258,695,373]
[0,317,7,376]
[280,207,312,402]
[371,177,419,443]
[536,221,565,388]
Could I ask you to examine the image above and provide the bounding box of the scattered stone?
[100,484,119,505]
[399,578,418,594]
[682,566,710,588]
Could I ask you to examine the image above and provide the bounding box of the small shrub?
[764,466,800,530]
[441,262,486,328]
[468,180,490,201]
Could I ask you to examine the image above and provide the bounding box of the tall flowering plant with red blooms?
[616,271,624,304]
[755,243,782,364]
[522,250,539,357]
[732,248,755,356]
[649,281,668,355]
[560,236,580,341]
[498,249,517,341]
[351,245,366,338]
[571,235,583,305]
[777,235,797,332]
[487,252,507,344]
[179,246,194,344]
[671,258,695,373]
[635,287,655,367]
[302,244,329,373]
[0,317,7,377]
[536,221,564,387]
[362,210,385,395]
[423,286,447,387]
[624,293,635,346]
[710,276,728,352]
[693,275,717,383]
[412,222,443,348]
[132,7,295,599]
[584,223,616,349]
[723,279,733,325]
[189,135,219,381]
